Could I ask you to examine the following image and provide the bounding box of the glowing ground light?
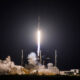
[37,30,40,56]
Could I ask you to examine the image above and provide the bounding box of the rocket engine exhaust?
[37,30,41,56]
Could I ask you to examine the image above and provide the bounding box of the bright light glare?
[37,30,40,56]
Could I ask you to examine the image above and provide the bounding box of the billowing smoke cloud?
[0,55,59,75]
[0,56,25,75]
[37,63,59,75]
[28,52,37,65]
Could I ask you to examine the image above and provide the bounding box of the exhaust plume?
[28,52,37,65]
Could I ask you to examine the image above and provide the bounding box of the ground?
[0,75,80,80]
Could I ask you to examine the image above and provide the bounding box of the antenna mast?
[21,49,23,66]
[55,49,57,67]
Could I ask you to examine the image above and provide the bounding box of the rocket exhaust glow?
[37,30,40,56]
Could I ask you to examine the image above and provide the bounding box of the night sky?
[0,1,80,70]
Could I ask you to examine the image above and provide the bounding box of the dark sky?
[0,1,80,70]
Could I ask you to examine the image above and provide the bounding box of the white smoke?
[28,52,37,65]
[47,63,53,68]
[37,63,59,75]
[27,52,59,75]
[0,55,59,75]
[0,56,25,75]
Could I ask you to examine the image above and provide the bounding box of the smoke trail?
[28,52,37,65]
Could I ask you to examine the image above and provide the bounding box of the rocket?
[37,16,42,64]
[37,16,41,57]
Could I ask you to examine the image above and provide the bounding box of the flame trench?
[37,30,40,56]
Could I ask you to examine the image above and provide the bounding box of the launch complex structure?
[21,16,57,67]
[19,17,80,76]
